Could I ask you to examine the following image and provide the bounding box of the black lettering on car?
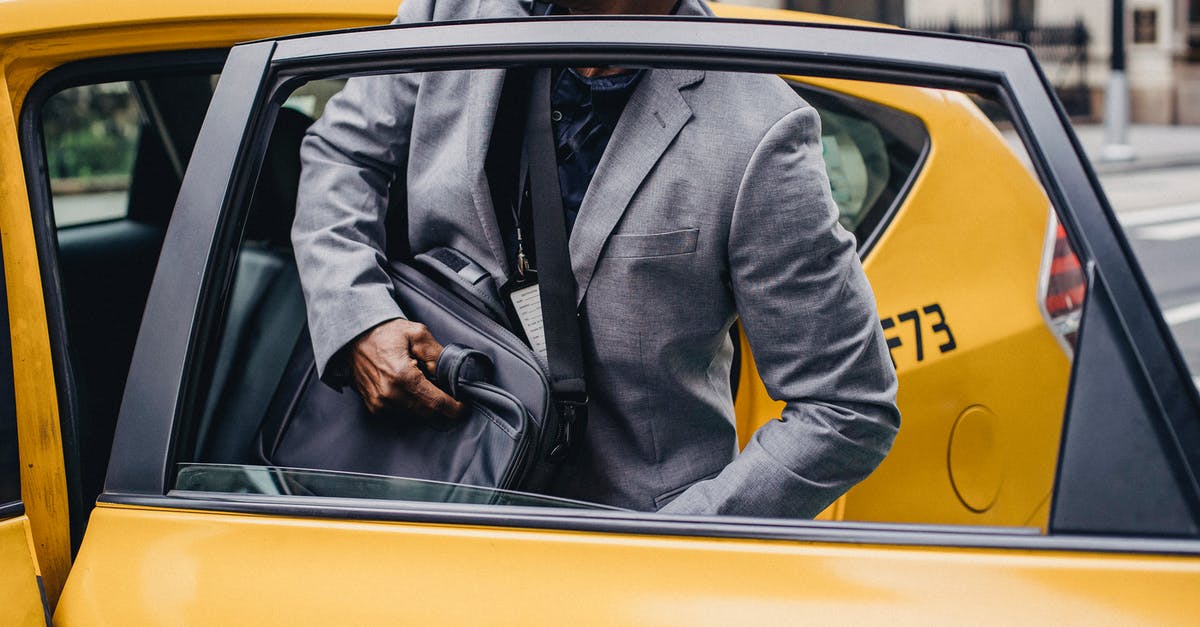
[880,303,957,367]
[923,303,957,354]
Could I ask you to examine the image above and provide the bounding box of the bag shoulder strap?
[523,68,588,460]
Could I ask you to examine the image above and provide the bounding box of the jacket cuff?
[312,305,405,385]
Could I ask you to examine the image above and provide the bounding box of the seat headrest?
[245,107,314,248]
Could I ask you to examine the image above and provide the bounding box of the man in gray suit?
[293,0,900,518]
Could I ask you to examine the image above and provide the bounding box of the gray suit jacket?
[293,0,899,518]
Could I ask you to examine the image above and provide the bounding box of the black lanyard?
[512,137,534,278]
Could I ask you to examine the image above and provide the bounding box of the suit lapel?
[567,68,704,305]
[458,0,709,286]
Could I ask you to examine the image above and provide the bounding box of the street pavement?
[1074,124,1200,387]
[1073,124,1200,176]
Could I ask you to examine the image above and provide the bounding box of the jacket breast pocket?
[603,228,699,259]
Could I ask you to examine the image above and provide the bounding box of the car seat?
[194,107,313,463]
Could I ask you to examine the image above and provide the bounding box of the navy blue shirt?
[550,67,644,232]
[492,2,657,273]
[496,66,643,273]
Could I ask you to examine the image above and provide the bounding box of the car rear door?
[58,17,1200,624]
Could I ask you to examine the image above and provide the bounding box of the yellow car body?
[0,0,1196,624]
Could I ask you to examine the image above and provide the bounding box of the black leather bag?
[257,251,559,490]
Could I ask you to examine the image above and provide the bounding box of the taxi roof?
[0,0,397,40]
[0,0,875,41]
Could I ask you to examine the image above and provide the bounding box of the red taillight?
[1040,214,1087,354]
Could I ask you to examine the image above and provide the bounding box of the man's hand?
[349,319,466,420]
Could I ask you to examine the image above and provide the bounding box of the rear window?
[790,81,929,248]
[43,81,140,227]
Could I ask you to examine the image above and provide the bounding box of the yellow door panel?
[0,515,46,626]
[846,85,1071,530]
[58,505,1200,625]
[0,74,71,606]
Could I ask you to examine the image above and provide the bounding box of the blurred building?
[728,0,1200,124]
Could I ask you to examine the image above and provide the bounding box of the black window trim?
[101,490,1200,558]
[106,18,1200,549]
[16,48,230,550]
[0,501,24,519]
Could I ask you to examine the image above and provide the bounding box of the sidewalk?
[1070,124,1200,175]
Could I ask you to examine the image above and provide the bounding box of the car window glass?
[174,65,1086,534]
[283,78,346,119]
[43,82,140,227]
[1101,163,1200,392]
[175,463,613,509]
[788,80,927,246]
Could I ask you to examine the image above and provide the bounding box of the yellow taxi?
[1,0,1198,624]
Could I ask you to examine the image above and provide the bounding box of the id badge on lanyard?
[503,269,547,361]
[505,132,550,361]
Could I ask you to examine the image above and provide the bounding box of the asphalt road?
[1101,164,1200,387]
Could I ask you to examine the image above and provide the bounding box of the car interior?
[46,73,215,514]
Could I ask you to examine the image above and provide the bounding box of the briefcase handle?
[435,343,496,398]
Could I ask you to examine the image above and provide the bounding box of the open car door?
[58,16,1200,624]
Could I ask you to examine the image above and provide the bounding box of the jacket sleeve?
[291,0,437,380]
[658,105,901,519]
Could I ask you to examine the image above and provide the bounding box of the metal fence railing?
[909,19,1092,117]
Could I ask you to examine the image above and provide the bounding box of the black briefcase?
[256,248,560,491]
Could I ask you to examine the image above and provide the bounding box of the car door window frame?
[17,49,229,547]
[106,17,1200,551]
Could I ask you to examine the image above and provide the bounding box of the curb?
[1088,155,1200,175]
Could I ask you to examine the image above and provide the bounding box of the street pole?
[1102,0,1136,161]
